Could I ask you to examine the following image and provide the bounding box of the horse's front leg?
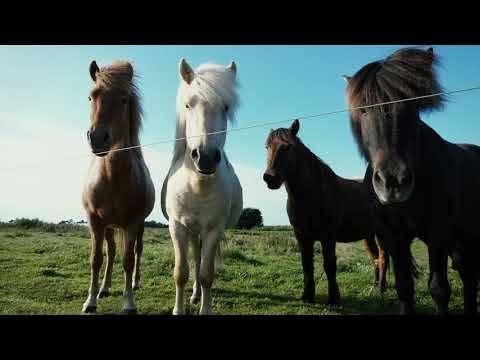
[82,220,105,313]
[122,225,139,315]
[199,226,224,315]
[170,221,192,315]
[377,239,389,293]
[98,228,115,298]
[426,243,451,315]
[320,238,340,305]
[297,234,315,303]
[190,235,202,305]
[379,234,416,315]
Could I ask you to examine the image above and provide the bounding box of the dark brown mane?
[266,128,299,147]
[346,47,445,115]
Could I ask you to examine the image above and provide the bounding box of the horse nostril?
[191,149,199,160]
[263,173,272,183]
[214,149,221,163]
[400,171,413,187]
[374,171,383,184]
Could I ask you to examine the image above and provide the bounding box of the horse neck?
[284,144,337,202]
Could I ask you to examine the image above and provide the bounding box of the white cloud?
[0,116,289,225]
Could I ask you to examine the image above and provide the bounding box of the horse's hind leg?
[122,226,139,315]
[170,221,191,315]
[457,244,478,315]
[98,228,115,298]
[321,239,340,305]
[427,245,451,315]
[133,223,144,290]
[190,236,201,305]
[362,236,380,286]
[377,239,389,293]
[82,220,105,313]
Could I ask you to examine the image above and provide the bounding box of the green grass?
[0,227,467,315]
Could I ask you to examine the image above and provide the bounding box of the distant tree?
[144,220,168,228]
[236,208,264,229]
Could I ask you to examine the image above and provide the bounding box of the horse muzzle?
[191,147,221,175]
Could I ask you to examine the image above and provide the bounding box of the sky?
[1,45,480,225]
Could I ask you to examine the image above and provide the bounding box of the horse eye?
[186,104,190,109]
[88,96,92,101]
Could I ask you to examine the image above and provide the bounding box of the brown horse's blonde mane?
[96,60,143,148]
[346,47,445,115]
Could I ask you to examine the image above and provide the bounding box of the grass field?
[0,225,468,315]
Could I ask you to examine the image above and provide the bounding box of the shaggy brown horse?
[344,47,480,315]
[82,60,155,314]
[263,120,388,304]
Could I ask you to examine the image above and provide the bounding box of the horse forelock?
[95,60,144,148]
[346,47,445,115]
[172,62,240,163]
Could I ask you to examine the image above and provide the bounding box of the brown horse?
[263,120,388,304]
[344,47,480,315]
[82,60,155,314]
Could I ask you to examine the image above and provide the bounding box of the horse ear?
[290,119,300,136]
[89,60,100,82]
[427,47,434,54]
[227,61,237,77]
[179,58,195,84]
[342,74,351,83]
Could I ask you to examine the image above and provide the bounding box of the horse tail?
[116,228,126,258]
[160,173,170,221]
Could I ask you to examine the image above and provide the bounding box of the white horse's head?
[175,58,239,175]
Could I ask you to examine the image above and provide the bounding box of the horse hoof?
[82,305,97,314]
[172,308,185,315]
[122,308,137,315]
[190,296,200,305]
[97,290,110,299]
[301,295,315,304]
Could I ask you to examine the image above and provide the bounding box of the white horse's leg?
[82,222,105,313]
[170,221,191,315]
[199,227,224,315]
[122,226,138,314]
[190,236,201,305]
[98,228,115,298]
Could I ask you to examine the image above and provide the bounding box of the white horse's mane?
[171,63,240,166]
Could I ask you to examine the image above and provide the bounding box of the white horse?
[161,59,243,315]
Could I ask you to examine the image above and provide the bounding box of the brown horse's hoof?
[82,305,97,314]
[98,291,110,298]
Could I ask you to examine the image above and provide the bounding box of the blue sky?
[1,45,479,225]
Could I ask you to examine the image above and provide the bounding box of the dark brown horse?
[263,120,388,304]
[344,47,480,315]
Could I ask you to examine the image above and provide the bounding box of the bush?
[236,208,263,230]
[144,220,168,228]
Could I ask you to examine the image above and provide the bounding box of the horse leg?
[98,228,115,298]
[199,227,223,315]
[122,226,138,314]
[321,239,340,305]
[298,237,315,303]
[381,234,415,315]
[378,247,389,293]
[427,245,451,315]
[190,235,201,305]
[133,223,144,290]
[363,236,380,287]
[170,221,191,315]
[456,245,478,315]
[82,221,105,313]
